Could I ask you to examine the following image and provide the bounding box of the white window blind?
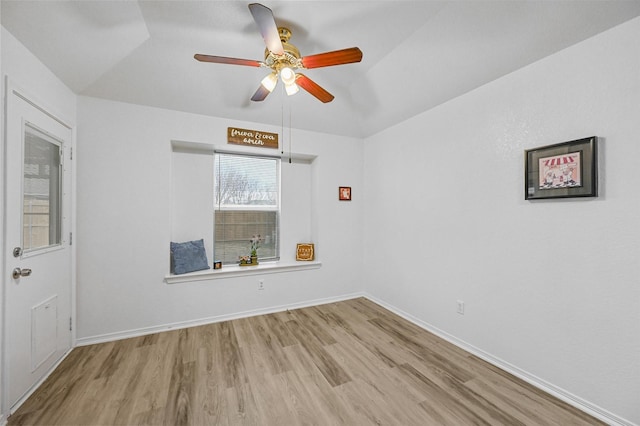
[214,153,280,264]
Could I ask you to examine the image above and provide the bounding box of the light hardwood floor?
[8,297,602,425]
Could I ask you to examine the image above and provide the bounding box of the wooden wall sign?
[227,127,278,149]
[296,243,315,261]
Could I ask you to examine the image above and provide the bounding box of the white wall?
[1,26,77,420]
[1,24,5,425]
[76,96,364,341]
[363,17,640,425]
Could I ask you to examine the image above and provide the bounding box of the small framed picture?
[339,186,351,201]
[296,243,315,261]
[525,136,597,200]
[213,261,222,270]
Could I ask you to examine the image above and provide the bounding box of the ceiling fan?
[195,3,363,103]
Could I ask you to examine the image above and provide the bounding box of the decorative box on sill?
[240,255,259,266]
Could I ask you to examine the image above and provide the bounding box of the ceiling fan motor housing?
[264,27,302,72]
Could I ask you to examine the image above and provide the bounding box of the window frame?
[213,151,281,265]
[22,121,64,255]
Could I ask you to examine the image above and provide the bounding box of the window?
[23,123,62,252]
[214,153,280,264]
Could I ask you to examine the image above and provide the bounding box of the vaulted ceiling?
[3,1,640,138]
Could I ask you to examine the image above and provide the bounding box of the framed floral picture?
[339,186,351,201]
[525,137,597,200]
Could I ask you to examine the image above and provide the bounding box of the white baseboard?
[76,292,365,347]
[364,293,635,426]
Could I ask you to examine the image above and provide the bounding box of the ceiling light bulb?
[285,83,299,96]
[280,67,296,86]
[261,73,277,92]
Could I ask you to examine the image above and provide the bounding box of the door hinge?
[69,232,73,246]
[69,317,73,331]
[70,147,73,160]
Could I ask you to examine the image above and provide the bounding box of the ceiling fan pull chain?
[281,89,284,156]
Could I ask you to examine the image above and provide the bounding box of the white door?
[3,85,73,413]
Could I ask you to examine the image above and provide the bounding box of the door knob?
[12,267,32,279]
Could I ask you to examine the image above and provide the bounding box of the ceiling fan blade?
[248,3,284,55]
[296,74,334,103]
[301,47,363,69]
[194,54,262,67]
[251,85,271,102]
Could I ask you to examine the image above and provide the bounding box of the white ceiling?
[3,1,640,138]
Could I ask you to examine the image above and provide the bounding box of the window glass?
[214,153,280,263]
[23,123,62,252]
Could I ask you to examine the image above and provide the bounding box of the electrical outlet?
[258,279,264,291]
[457,300,465,315]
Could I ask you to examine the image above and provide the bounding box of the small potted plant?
[249,234,262,263]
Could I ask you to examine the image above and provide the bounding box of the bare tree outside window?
[215,168,277,206]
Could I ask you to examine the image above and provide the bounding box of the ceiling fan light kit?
[280,67,296,85]
[195,3,362,103]
[260,72,278,92]
[285,81,299,96]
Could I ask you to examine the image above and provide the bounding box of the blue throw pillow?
[170,239,210,275]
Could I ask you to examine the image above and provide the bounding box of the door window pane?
[23,123,62,252]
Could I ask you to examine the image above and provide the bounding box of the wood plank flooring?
[8,298,603,425]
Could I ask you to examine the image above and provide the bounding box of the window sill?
[164,261,322,284]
